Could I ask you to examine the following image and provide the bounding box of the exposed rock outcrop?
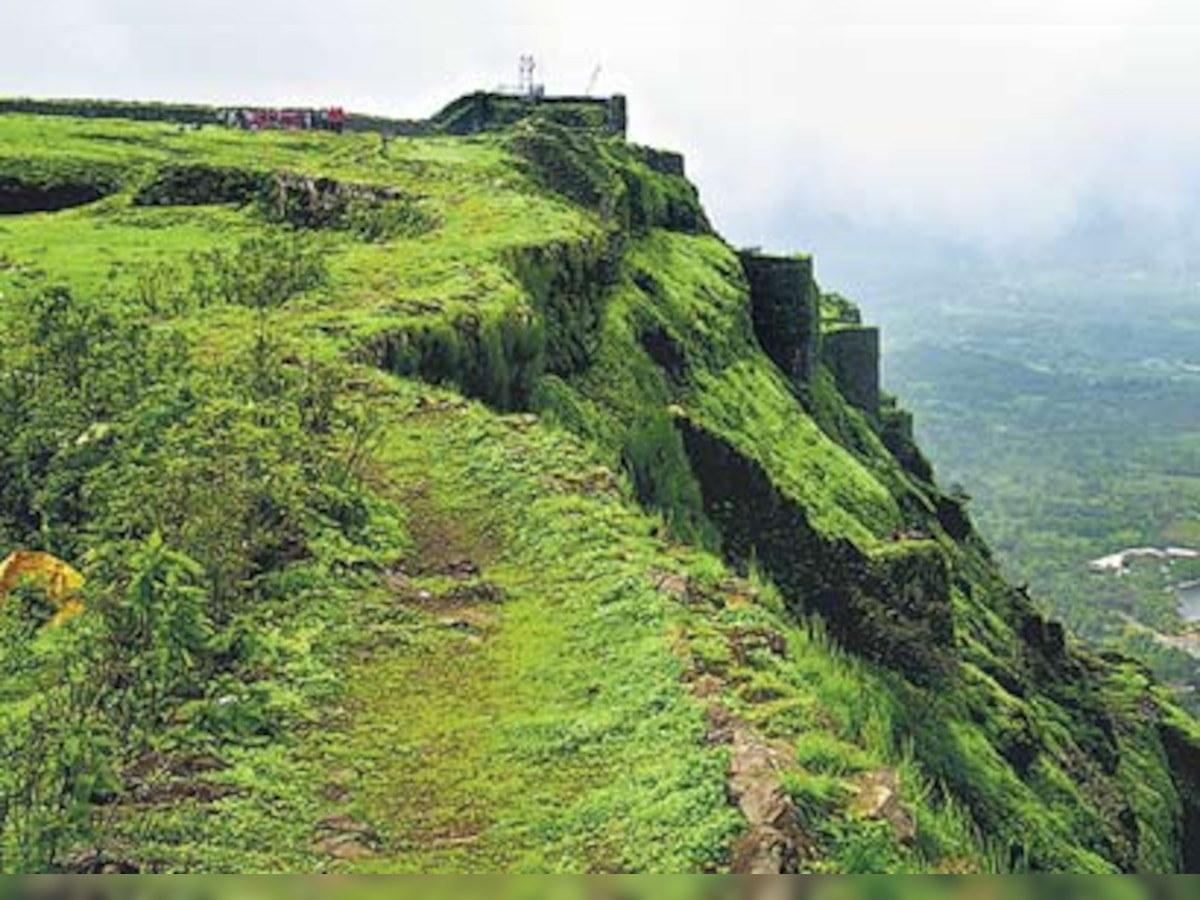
[0,175,117,214]
[678,415,955,682]
[728,725,810,874]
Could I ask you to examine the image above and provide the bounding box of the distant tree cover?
[843,252,1200,709]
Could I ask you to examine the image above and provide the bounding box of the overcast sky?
[8,1,1200,252]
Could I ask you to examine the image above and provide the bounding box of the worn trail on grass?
[326,403,632,872]
[311,394,739,873]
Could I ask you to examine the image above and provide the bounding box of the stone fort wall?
[738,249,881,416]
[738,251,821,388]
[822,326,880,414]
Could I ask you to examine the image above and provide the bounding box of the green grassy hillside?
[0,100,1197,873]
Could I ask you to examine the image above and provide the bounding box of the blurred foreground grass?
[6,876,1200,900]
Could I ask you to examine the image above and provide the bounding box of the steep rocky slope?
[0,96,1196,873]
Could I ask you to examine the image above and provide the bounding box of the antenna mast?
[519,55,536,98]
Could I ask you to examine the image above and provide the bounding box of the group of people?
[222,106,348,133]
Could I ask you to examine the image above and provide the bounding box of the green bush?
[369,307,546,412]
[188,233,327,312]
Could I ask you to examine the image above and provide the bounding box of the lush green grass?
[0,107,1197,875]
[535,230,903,547]
[321,386,742,872]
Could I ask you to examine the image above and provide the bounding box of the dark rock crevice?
[639,324,688,385]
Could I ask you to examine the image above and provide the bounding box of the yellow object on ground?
[0,550,86,627]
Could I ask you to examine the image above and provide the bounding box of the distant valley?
[812,238,1200,707]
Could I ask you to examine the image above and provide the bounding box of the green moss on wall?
[508,120,709,236]
[505,236,619,376]
[134,163,270,207]
[363,306,545,412]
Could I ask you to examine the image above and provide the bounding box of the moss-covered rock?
[260,172,436,239]
[509,120,710,235]
[134,164,269,207]
[1160,712,1200,871]
[0,158,123,213]
[362,306,544,412]
[678,415,955,682]
[505,236,619,377]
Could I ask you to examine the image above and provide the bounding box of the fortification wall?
[0,97,219,124]
[677,415,955,682]
[632,145,686,177]
[822,326,880,414]
[429,92,627,138]
[0,92,626,138]
[738,251,820,389]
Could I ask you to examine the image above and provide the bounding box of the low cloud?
[8,0,1200,250]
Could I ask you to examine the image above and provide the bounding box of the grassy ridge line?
[326,385,740,872]
[86,372,1000,873]
[0,94,619,137]
[0,112,592,365]
[289,379,1010,874]
[2,109,1198,872]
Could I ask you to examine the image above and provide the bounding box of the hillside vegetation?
[825,249,1200,708]
[0,99,1197,873]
